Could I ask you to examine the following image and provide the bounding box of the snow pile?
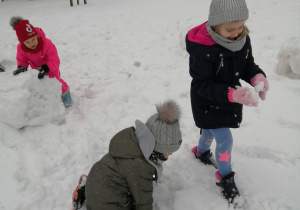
[0,70,65,128]
[276,36,300,79]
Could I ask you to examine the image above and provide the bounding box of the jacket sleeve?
[43,39,60,78]
[124,159,154,210]
[189,54,231,103]
[16,44,29,68]
[242,36,266,84]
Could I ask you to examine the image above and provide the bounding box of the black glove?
[13,66,27,75]
[37,64,50,79]
[0,64,5,72]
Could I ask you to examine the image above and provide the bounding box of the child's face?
[163,152,172,159]
[23,35,39,50]
[216,20,245,40]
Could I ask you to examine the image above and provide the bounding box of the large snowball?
[0,70,65,128]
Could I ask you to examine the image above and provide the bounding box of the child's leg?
[57,77,72,107]
[58,77,69,94]
[46,70,69,94]
[210,128,233,177]
[61,88,73,107]
[197,129,214,154]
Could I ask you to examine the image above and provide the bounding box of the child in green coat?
[72,100,183,210]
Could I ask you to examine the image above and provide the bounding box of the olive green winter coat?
[85,126,157,210]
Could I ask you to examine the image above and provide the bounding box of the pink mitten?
[251,74,269,100]
[228,87,258,107]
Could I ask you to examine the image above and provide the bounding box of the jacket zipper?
[216,57,224,75]
[246,49,249,59]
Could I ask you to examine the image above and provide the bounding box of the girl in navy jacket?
[186,0,269,205]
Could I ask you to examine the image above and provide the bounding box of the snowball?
[235,86,258,106]
[0,70,65,128]
[255,81,264,93]
[246,88,259,105]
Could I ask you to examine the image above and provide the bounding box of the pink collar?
[187,22,216,45]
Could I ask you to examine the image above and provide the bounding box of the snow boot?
[191,146,218,169]
[216,171,240,204]
[72,174,87,210]
[62,89,73,107]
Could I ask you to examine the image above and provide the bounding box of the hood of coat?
[186,23,220,61]
[108,126,143,159]
[134,120,155,160]
[108,120,163,180]
[36,27,46,40]
[187,22,216,46]
[135,119,163,180]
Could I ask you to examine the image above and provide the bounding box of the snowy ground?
[0,0,300,210]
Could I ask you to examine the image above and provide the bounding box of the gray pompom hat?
[146,100,182,154]
[208,0,249,26]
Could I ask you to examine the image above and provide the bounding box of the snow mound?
[276,36,300,79]
[0,70,65,128]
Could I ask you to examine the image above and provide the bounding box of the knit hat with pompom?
[10,16,37,43]
[146,100,182,153]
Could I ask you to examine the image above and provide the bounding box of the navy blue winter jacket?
[186,24,266,129]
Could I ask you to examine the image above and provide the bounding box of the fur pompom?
[156,100,181,123]
[10,16,24,28]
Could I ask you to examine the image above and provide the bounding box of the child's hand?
[228,87,258,107]
[37,64,50,79]
[252,74,269,100]
[38,70,46,79]
[13,66,27,75]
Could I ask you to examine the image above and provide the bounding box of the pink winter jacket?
[16,28,68,93]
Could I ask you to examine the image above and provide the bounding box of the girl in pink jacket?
[10,16,72,107]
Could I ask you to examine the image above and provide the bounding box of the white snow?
[254,81,264,93]
[0,70,65,128]
[276,36,300,79]
[0,0,300,210]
